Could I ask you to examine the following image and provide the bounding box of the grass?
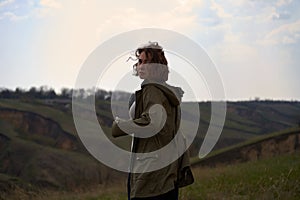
[181,152,300,200]
[1,183,127,200]
[2,152,299,200]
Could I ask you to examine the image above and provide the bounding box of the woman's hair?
[133,42,169,82]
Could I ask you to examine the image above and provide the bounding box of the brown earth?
[0,108,78,150]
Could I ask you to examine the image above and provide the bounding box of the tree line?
[0,86,111,100]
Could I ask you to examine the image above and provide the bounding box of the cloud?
[260,19,300,45]
[32,0,207,91]
[210,0,232,19]
[30,0,62,18]
[39,0,62,9]
[205,0,298,48]
[213,0,295,23]
[0,0,14,7]
[0,0,62,20]
[276,0,293,7]
[1,0,299,100]
[0,11,28,21]
[95,0,204,41]
[271,11,291,20]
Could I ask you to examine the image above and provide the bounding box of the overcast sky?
[1,0,300,101]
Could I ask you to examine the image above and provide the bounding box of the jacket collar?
[140,79,184,106]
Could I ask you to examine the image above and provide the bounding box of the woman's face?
[136,51,150,80]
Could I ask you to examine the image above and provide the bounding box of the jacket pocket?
[133,154,159,175]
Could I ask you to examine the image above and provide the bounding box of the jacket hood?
[141,80,184,106]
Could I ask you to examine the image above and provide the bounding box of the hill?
[191,127,300,167]
[185,127,300,199]
[0,97,299,198]
[190,100,300,156]
[2,129,299,200]
[0,99,125,199]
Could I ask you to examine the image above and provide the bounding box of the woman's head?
[133,42,169,82]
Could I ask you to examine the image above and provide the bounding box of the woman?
[112,42,193,200]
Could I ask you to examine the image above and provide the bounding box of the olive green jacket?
[112,81,191,198]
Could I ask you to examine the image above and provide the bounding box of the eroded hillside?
[193,127,300,167]
[0,103,124,196]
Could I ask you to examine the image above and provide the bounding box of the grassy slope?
[1,99,299,150]
[190,126,300,165]
[3,128,299,200]
[181,152,300,200]
[222,101,300,133]
[0,99,125,197]
[0,99,76,135]
[187,101,300,156]
[3,151,298,200]
[1,99,300,199]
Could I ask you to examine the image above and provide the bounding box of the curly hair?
[133,42,169,82]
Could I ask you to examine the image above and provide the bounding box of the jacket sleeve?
[111,120,127,137]
[111,86,167,138]
[133,86,167,134]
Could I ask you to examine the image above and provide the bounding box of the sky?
[0,0,300,101]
